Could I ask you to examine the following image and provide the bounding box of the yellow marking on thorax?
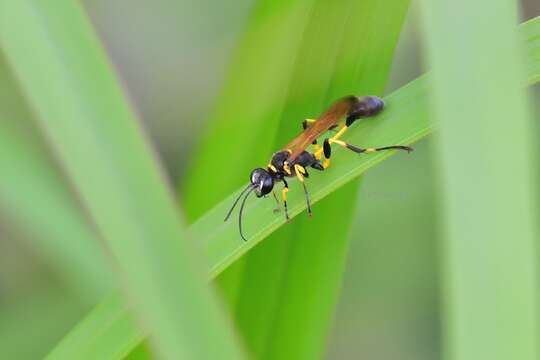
[294,164,305,182]
[283,161,292,175]
[268,164,278,173]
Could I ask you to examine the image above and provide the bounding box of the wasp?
[225,95,413,241]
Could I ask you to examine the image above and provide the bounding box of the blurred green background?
[1,0,539,359]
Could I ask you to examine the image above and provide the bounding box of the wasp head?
[250,168,274,197]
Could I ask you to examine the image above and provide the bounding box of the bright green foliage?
[524,17,540,85]
[0,58,110,304]
[421,2,538,360]
[231,0,410,359]
[177,0,321,353]
[0,1,244,359]
[179,0,319,319]
[1,0,539,355]
[40,16,540,359]
[46,294,145,360]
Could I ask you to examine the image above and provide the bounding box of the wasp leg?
[311,160,324,171]
[314,138,332,168]
[314,123,412,160]
[294,164,305,181]
[314,125,348,160]
[272,190,281,213]
[332,139,413,154]
[322,138,332,169]
[281,179,290,221]
[294,164,312,217]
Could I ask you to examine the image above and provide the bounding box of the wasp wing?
[284,96,358,160]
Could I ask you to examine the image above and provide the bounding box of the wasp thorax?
[270,151,290,170]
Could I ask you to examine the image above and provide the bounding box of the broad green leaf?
[0,284,88,359]
[44,16,540,360]
[232,0,410,359]
[177,1,320,357]
[421,3,538,360]
[0,1,244,359]
[179,0,318,320]
[0,56,110,304]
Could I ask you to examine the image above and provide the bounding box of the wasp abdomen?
[346,96,384,126]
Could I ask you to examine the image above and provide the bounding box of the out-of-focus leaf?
[422,3,538,360]
[1,1,244,359]
[43,15,540,360]
[0,56,110,303]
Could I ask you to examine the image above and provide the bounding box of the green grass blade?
[0,58,110,303]
[197,75,433,273]
[0,1,244,359]
[175,2,320,357]
[232,0,364,351]
[44,16,540,360]
[0,284,89,359]
[421,3,538,360]
[45,294,145,360]
[179,0,318,312]
[232,0,410,358]
[524,17,540,85]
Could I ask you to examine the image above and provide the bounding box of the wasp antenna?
[224,184,253,222]
[239,186,256,241]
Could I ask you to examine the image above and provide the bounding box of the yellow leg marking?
[294,164,306,174]
[305,118,316,124]
[314,125,350,159]
[285,149,292,154]
[331,125,348,141]
[282,187,289,201]
[323,158,331,169]
[313,143,322,160]
[272,190,281,212]
[294,164,305,182]
[330,139,377,153]
[332,139,346,147]
[313,126,352,161]
[283,161,292,175]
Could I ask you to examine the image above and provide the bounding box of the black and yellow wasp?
[225,95,413,240]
